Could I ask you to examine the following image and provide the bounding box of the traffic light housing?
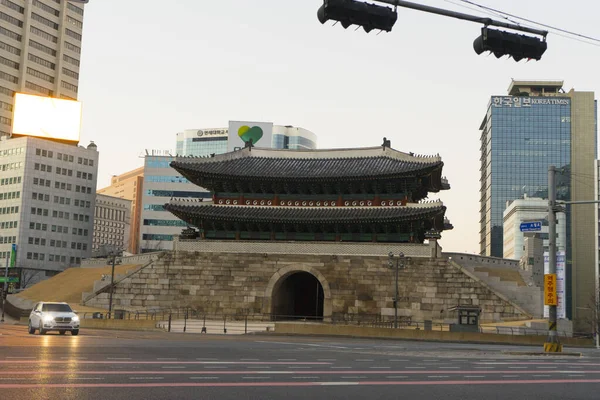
[473,27,547,61]
[317,0,398,33]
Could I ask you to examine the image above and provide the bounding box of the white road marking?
[293,376,319,379]
[321,382,359,386]
[129,377,164,380]
[568,375,586,377]
[568,366,584,369]
[69,378,105,380]
[247,366,271,369]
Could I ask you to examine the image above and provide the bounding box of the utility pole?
[545,165,561,352]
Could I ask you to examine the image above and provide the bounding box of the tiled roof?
[171,156,442,180]
[164,201,447,225]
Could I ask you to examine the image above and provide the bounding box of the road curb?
[502,351,582,357]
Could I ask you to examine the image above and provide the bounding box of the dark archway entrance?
[272,272,324,320]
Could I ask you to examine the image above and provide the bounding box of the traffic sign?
[0,276,19,283]
[544,273,557,306]
[520,221,542,232]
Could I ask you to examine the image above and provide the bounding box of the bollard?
[184,310,187,333]
[168,314,172,332]
[223,316,227,334]
[245,315,248,334]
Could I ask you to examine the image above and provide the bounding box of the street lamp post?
[107,250,119,319]
[388,252,404,329]
[0,253,8,323]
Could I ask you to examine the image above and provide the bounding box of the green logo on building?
[238,125,264,145]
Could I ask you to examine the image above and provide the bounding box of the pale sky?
[77,0,600,254]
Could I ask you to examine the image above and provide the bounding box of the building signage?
[227,121,273,152]
[543,251,566,319]
[520,221,542,232]
[492,96,570,108]
[544,274,557,306]
[197,129,227,137]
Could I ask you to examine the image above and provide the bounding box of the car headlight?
[43,315,54,323]
[72,315,79,322]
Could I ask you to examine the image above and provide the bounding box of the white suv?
[28,302,80,335]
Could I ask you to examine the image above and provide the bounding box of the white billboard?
[12,93,82,143]
[544,251,566,319]
[227,121,273,152]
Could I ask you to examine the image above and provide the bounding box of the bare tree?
[19,268,41,289]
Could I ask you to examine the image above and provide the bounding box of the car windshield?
[41,304,72,312]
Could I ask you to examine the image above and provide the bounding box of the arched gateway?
[264,266,332,321]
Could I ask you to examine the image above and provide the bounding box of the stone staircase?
[457,264,542,318]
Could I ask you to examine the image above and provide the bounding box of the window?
[61,80,77,93]
[62,67,78,80]
[67,3,84,16]
[31,13,58,30]
[0,86,14,98]
[0,11,23,28]
[27,53,55,70]
[1,0,23,13]
[32,0,59,17]
[30,26,57,43]
[66,16,82,29]
[29,39,55,56]
[25,81,52,96]
[0,116,10,126]
[0,56,18,70]
[27,67,54,83]
[62,54,79,67]
[0,26,20,42]
[0,70,18,84]
[65,29,82,41]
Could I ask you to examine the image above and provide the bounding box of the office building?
[175,128,228,157]
[92,194,131,256]
[177,123,317,157]
[0,136,97,283]
[503,197,566,260]
[140,152,210,253]
[0,0,86,136]
[479,80,597,324]
[272,125,317,150]
[97,167,143,254]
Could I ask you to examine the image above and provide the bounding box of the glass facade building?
[176,129,228,157]
[479,80,598,324]
[272,126,317,150]
[480,95,572,257]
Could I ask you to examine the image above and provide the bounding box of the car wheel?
[71,329,79,336]
[59,330,66,335]
[28,321,35,334]
[39,328,47,335]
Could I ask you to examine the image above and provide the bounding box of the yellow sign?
[544,273,557,306]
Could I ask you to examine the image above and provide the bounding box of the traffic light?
[473,27,547,61]
[317,0,398,33]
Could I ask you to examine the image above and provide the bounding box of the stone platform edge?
[274,322,594,348]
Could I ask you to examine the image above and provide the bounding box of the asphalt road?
[1,324,600,399]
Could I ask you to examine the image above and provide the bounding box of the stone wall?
[84,251,529,323]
